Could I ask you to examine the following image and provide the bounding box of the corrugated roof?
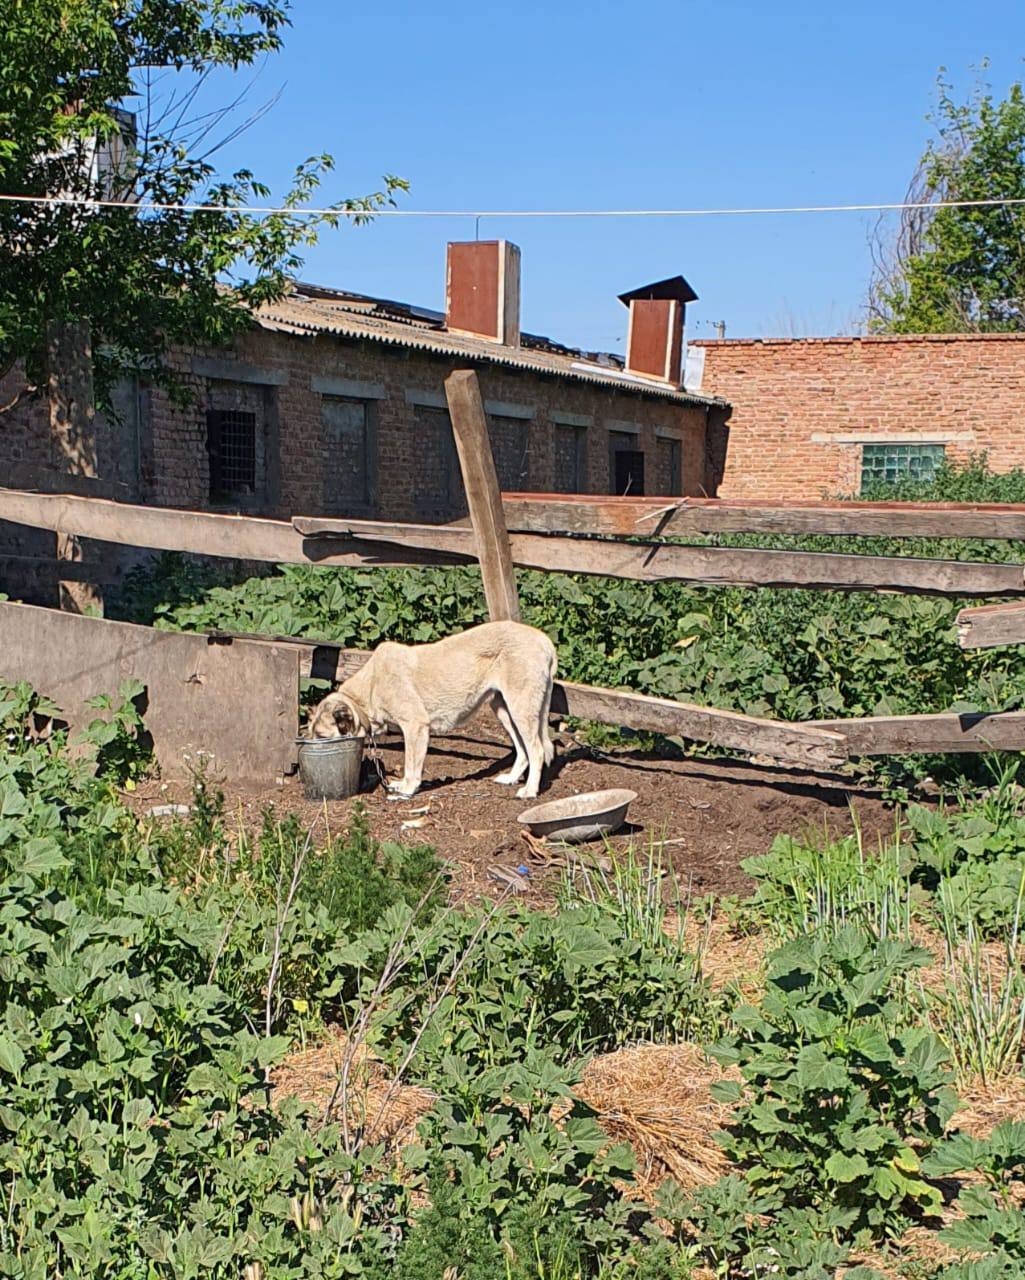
[254,283,723,408]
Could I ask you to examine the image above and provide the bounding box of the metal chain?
[364,727,390,790]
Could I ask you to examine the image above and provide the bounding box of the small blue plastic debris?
[516,864,530,877]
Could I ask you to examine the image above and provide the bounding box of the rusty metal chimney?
[446,240,521,346]
[618,276,698,384]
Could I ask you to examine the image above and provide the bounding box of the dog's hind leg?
[389,720,429,799]
[503,685,549,800]
[491,694,528,786]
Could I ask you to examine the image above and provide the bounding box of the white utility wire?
[2,192,1025,218]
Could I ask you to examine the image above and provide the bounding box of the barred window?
[613,449,645,496]
[860,443,945,493]
[207,409,256,498]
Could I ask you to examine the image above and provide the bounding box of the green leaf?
[825,1150,870,1183]
[795,1043,849,1093]
[14,838,69,877]
[0,1033,25,1078]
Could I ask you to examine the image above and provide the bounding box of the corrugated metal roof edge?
[255,306,725,410]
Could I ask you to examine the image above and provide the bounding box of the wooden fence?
[4,366,1025,778]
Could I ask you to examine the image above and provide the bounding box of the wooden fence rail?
[6,487,1025,598]
[499,494,1025,541]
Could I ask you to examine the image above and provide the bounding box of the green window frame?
[860,443,945,493]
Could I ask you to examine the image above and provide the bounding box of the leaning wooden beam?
[6,488,1025,597]
[298,517,1025,597]
[810,710,1025,754]
[499,494,1025,541]
[955,602,1025,650]
[553,682,848,767]
[445,370,521,622]
[0,488,464,568]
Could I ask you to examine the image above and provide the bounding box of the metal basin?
[516,788,638,843]
[296,734,364,800]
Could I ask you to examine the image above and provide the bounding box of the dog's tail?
[542,642,557,764]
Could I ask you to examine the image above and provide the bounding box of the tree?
[868,73,1025,333]
[0,0,405,416]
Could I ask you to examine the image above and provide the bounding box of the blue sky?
[177,0,1024,351]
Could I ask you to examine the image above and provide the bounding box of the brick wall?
[139,326,714,521]
[2,324,719,603]
[693,333,1025,501]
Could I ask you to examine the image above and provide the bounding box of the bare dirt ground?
[129,713,900,903]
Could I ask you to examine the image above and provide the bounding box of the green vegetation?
[3,678,1024,1278]
[870,73,1025,334]
[0,0,404,418]
[712,930,956,1239]
[10,462,1025,1278]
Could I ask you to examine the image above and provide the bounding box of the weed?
[710,929,957,1242]
[922,869,1025,1085]
[78,677,153,787]
[741,817,916,943]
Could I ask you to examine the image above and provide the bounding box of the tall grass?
[743,814,915,944]
[560,837,703,961]
[924,867,1025,1086]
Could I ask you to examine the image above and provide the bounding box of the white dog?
[308,620,557,799]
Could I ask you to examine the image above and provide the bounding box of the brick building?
[2,241,729,601]
[691,332,1025,500]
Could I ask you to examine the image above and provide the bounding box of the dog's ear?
[309,692,367,738]
[337,693,370,735]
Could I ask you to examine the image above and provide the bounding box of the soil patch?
[128,716,898,904]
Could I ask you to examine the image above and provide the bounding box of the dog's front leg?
[388,721,430,799]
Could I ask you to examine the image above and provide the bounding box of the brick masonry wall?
[141,326,714,521]
[693,333,1025,501]
[0,368,54,601]
[1,326,717,604]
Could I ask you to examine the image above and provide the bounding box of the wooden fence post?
[445,369,521,622]
[47,320,103,614]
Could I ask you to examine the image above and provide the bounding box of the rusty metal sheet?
[0,602,298,787]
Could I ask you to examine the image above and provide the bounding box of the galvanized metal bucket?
[296,735,364,800]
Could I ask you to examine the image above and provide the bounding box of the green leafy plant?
[372,898,722,1082]
[401,1052,640,1271]
[925,1121,1025,1278]
[709,929,958,1242]
[78,678,152,787]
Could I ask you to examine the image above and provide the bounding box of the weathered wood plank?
[445,370,521,622]
[0,489,460,568]
[554,681,848,767]
[299,517,1025,597]
[0,602,299,785]
[499,494,1025,540]
[956,602,1025,650]
[810,710,1025,754]
[6,488,1025,597]
[6,463,130,500]
[0,553,115,584]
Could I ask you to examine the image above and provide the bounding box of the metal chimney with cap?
[446,240,521,346]
[618,275,698,385]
